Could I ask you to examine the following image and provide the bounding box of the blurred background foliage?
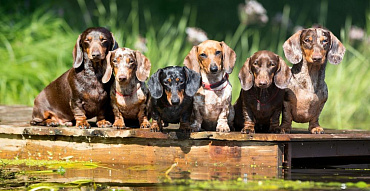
[0,0,369,129]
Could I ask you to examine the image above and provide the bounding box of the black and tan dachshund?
[148,66,201,132]
[30,27,118,128]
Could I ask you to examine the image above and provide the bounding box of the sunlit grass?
[0,1,368,130]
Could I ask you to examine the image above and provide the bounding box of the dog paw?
[216,123,230,133]
[150,124,161,132]
[241,122,255,134]
[97,119,112,128]
[190,123,201,132]
[113,119,126,129]
[140,120,151,129]
[310,126,324,134]
[45,119,59,127]
[275,126,291,134]
[76,120,90,129]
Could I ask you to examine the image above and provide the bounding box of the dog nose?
[312,56,322,62]
[259,81,268,87]
[210,64,218,73]
[91,51,101,58]
[118,75,127,82]
[171,97,180,105]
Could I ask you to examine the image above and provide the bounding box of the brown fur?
[280,27,345,134]
[234,50,291,133]
[30,27,118,128]
[184,40,236,132]
[104,48,151,129]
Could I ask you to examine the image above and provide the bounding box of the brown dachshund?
[103,48,151,129]
[184,40,236,132]
[30,27,118,128]
[280,27,346,134]
[234,50,291,133]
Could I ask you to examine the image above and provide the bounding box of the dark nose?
[91,51,101,58]
[258,80,268,87]
[171,97,180,105]
[210,64,218,73]
[118,75,127,82]
[312,56,322,62]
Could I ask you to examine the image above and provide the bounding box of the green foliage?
[0,1,368,129]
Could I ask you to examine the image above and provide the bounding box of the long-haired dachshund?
[103,47,151,129]
[30,27,118,128]
[148,66,201,132]
[280,27,346,134]
[234,50,291,133]
[184,40,236,132]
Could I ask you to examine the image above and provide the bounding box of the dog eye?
[101,38,107,42]
[304,38,311,43]
[113,59,117,63]
[200,53,207,58]
[322,39,328,44]
[215,51,221,55]
[270,62,276,67]
[178,80,184,84]
[253,61,258,65]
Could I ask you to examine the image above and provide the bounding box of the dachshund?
[103,47,151,129]
[234,50,291,133]
[280,27,346,134]
[148,66,201,132]
[184,40,236,132]
[30,27,118,128]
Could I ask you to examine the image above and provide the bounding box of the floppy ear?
[148,69,163,99]
[73,34,83,68]
[328,32,346,65]
[238,58,254,91]
[221,41,236,74]
[274,56,292,89]
[135,51,151,82]
[111,33,119,50]
[183,66,201,97]
[183,46,200,73]
[102,51,113,84]
[283,30,303,64]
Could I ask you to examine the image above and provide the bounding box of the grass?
[0,1,369,130]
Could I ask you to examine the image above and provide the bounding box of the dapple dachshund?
[234,50,291,133]
[280,27,346,134]
[30,27,118,128]
[103,47,151,129]
[184,40,236,132]
[148,66,201,132]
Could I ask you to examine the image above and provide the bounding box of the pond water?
[1,160,369,190]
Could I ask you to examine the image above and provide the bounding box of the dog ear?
[283,30,303,64]
[183,46,200,73]
[111,33,119,50]
[102,51,113,84]
[73,34,83,68]
[221,41,236,74]
[135,51,151,82]
[328,32,346,65]
[148,69,163,99]
[184,66,201,97]
[238,58,254,91]
[274,56,292,89]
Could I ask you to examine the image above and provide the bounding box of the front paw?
[97,119,112,128]
[278,124,291,134]
[76,119,90,129]
[45,119,60,127]
[216,122,230,133]
[150,120,161,132]
[310,126,324,134]
[179,122,192,132]
[140,119,151,129]
[113,118,126,129]
[241,121,254,134]
[190,123,201,132]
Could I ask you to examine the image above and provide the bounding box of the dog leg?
[216,107,231,132]
[96,109,112,128]
[279,101,292,134]
[190,104,202,132]
[269,109,281,133]
[240,101,255,134]
[150,110,162,132]
[112,104,126,129]
[309,117,324,134]
[138,103,151,129]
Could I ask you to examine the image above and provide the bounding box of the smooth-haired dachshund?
[30,27,118,128]
[280,27,346,134]
[103,47,151,129]
[148,66,201,132]
[184,40,236,132]
[234,50,291,133]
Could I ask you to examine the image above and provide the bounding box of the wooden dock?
[0,105,369,183]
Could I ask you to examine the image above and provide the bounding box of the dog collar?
[202,73,229,90]
[115,84,141,97]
